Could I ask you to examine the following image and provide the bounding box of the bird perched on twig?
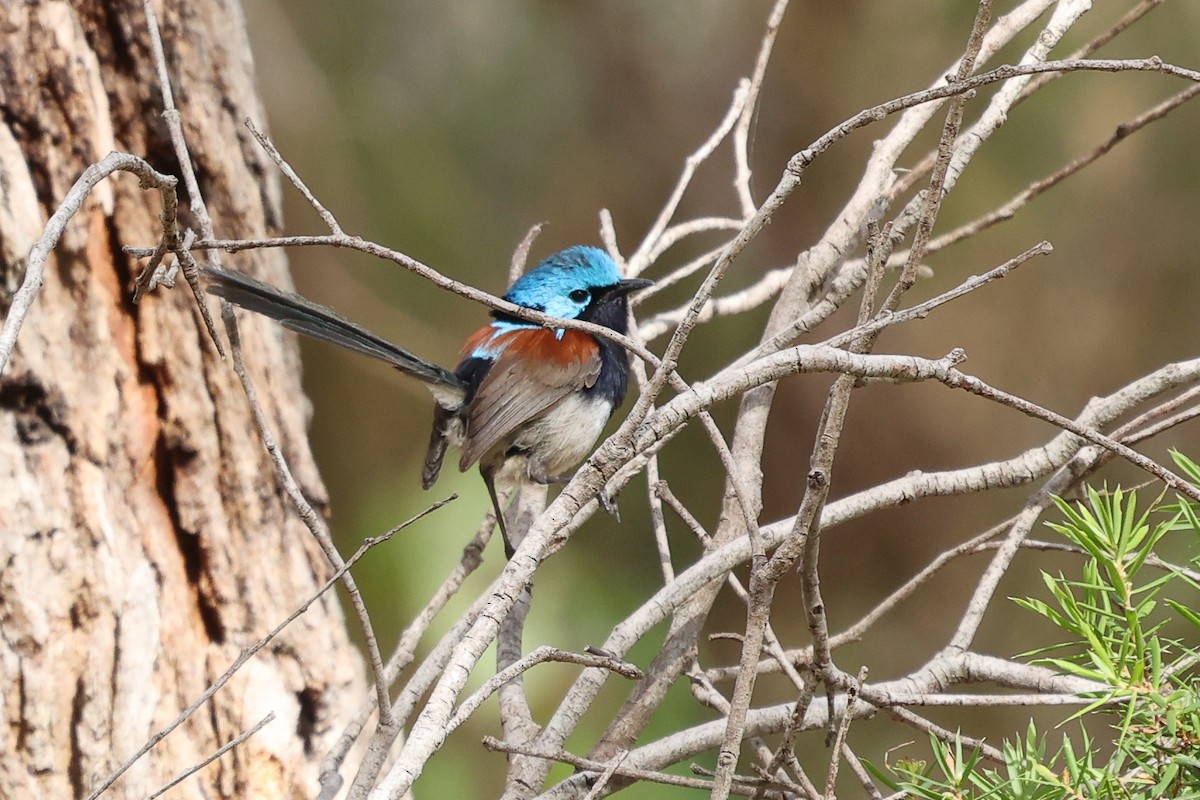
[200,246,651,556]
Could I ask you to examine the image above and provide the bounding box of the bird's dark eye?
[569,289,589,303]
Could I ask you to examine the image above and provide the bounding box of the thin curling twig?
[0,153,178,377]
[911,82,1200,257]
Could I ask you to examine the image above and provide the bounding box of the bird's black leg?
[481,466,515,559]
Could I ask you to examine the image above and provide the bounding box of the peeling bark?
[0,2,364,797]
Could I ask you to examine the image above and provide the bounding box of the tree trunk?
[0,1,364,797]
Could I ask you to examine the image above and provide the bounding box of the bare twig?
[739,240,1051,368]
[623,345,1200,506]
[628,81,750,276]
[138,0,223,349]
[145,713,276,800]
[511,221,547,282]
[823,667,867,800]
[640,54,1198,343]
[581,748,630,800]
[128,232,667,374]
[886,706,1004,763]
[734,0,790,217]
[882,0,993,314]
[449,646,643,734]
[645,218,744,266]
[644,457,676,585]
[481,737,779,798]
[633,244,724,304]
[891,0,1170,200]
[901,83,1200,260]
[788,56,1200,183]
[752,679,817,800]
[840,744,884,800]
[567,650,1105,783]
[342,578,504,798]
[245,118,344,235]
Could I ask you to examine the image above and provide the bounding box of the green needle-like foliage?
[868,456,1200,799]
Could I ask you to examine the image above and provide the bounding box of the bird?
[200,245,652,556]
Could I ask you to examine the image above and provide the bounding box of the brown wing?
[459,328,601,471]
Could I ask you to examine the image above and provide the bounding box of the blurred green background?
[238,1,1200,796]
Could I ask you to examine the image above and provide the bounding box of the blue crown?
[504,246,623,319]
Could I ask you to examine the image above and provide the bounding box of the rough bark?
[0,1,365,798]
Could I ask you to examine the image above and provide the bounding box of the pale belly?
[511,393,613,479]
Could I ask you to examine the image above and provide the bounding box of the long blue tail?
[200,264,466,399]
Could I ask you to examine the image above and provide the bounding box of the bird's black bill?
[603,277,654,299]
